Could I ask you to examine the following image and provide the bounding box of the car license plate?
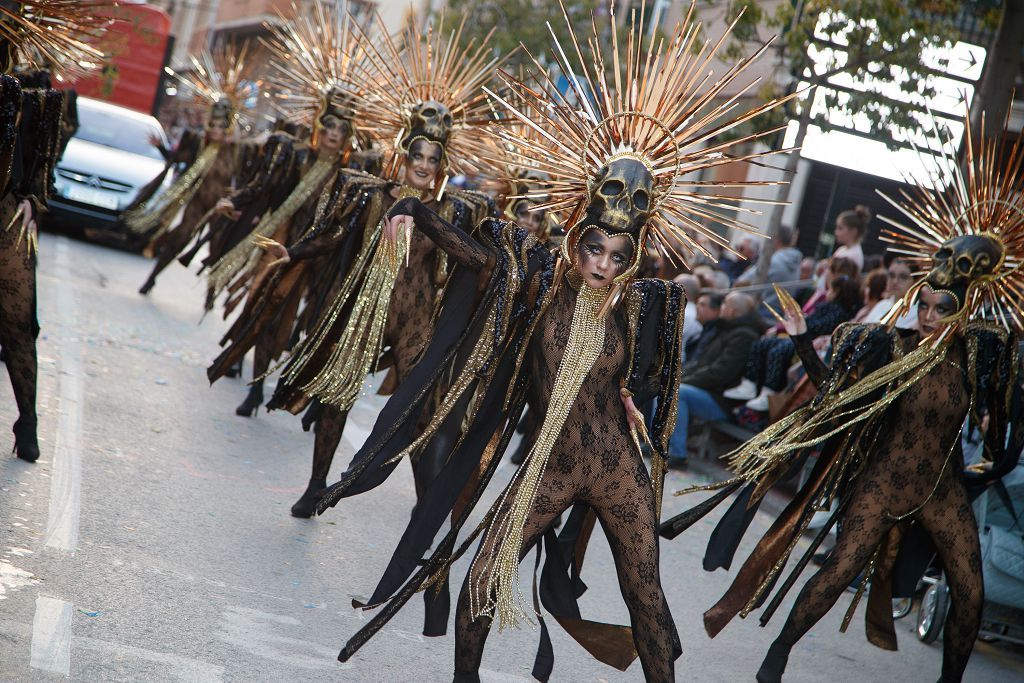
[65,184,119,210]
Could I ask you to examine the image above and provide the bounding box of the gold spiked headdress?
[262,0,363,146]
[486,1,797,286]
[168,42,252,133]
[0,0,111,78]
[346,10,506,191]
[878,107,1024,338]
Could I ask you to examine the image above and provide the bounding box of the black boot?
[291,478,327,518]
[13,417,39,463]
[138,275,156,296]
[235,383,264,417]
[756,640,791,683]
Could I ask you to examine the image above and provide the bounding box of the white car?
[48,97,170,247]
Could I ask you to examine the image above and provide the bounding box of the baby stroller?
[914,463,1024,645]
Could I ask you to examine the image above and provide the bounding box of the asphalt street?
[0,232,1021,682]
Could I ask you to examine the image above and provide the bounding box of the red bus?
[71,2,173,116]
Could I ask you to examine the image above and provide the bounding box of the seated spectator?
[718,236,759,282]
[674,274,702,362]
[734,224,801,288]
[863,254,918,328]
[741,272,862,396]
[852,268,887,322]
[794,257,817,305]
[863,253,883,273]
[667,292,765,468]
[772,257,859,333]
[831,205,871,272]
[684,290,723,361]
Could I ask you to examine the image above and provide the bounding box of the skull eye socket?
[421,107,438,118]
[443,114,452,126]
[600,179,624,197]
[955,255,973,274]
[633,189,650,211]
[934,247,952,260]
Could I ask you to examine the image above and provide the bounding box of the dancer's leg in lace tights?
[916,478,982,682]
[311,405,347,482]
[0,226,38,435]
[759,483,895,681]
[587,473,675,682]
[453,473,575,679]
[453,457,675,682]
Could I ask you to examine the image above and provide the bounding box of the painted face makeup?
[916,286,959,337]
[317,115,349,153]
[574,228,633,290]
[404,138,442,191]
[513,201,545,236]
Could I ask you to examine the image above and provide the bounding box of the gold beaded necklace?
[470,269,609,630]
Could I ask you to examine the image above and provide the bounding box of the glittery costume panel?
[206,171,389,383]
[308,199,684,678]
[265,188,490,415]
[138,141,259,289]
[662,321,1021,682]
[196,133,309,279]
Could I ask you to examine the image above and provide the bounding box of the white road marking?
[43,237,83,552]
[29,596,72,675]
[31,237,83,676]
[75,637,226,682]
[217,606,351,670]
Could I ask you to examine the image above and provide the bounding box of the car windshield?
[74,102,166,160]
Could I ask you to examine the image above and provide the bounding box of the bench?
[689,418,757,461]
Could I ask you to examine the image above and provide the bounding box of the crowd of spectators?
[658,205,926,469]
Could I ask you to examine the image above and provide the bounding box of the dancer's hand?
[620,389,642,430]
[766,284,806,336]
[214,198,240,220]
[385,214,413,244]
[18,199,37,257]
[254,235,289,268]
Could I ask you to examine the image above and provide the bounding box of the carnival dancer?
[200,1,368,417]
[125,44,259,296]
[304,4,793,679]
[660,110,1024,683]
[256,10,499,522]
[0,1,109,461]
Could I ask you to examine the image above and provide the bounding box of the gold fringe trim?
[470,279,608,630]
[298,221,409,410]
[205,155,338,300]
[123,143,221,236]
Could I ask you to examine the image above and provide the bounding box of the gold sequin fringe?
[122,143,221,236]
[297,222,409,411]
[469,280,608,631]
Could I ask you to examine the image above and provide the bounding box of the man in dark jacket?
[668,291,764,468]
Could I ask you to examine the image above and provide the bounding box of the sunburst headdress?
[486,1,798,296]
[0,0,111,78]
[469,0,797,632]
[878,106,1024,341]
[262,0,364,148]
[345,9,506,196]
[168,42,252,133]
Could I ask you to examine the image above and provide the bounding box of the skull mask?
[926,234,1004,290]
[404,100,453,149]
[317,86,356,131]
[208,98,235,129]
[584,156,654,236]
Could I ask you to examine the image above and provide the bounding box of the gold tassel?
[123,143,221,236]
[297,220,409,410]
[205,155,338,300]
[470,279,608,630]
